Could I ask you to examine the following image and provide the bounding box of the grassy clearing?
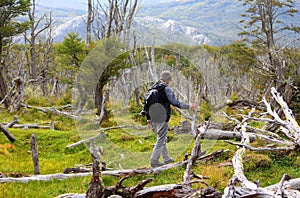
[1,106,300,197]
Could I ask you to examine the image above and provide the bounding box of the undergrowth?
[0,97,300,197]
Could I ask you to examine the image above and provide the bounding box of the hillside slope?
[141,0,300,44]
[27,0,300,45]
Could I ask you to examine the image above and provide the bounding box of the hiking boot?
[164,158,174,164]
[151,161,165,168]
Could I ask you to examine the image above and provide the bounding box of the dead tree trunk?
[27,0,51,79]
[0,124,16,142]
[9,73,25,112]
[98,89,109,126]
[87,0,93,46]
[0,116,18,142]
[41,13,53,97]
[31,134,40,175]
[86,140,104,198]
[0,72,9,109]
[223,88,300,197]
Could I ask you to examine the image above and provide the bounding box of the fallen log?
[223,110,267,197]
[0,124,16,142]
[0,116,18,142]
[225,140,297,152]
[63,168,91,174]
[64,162,108,173]
[21,104,79,120]
[215,99,261,111]
[222,94,300,197]
[0,147,227,183]
[135,184,182,198]
[265,177,300,191]
[176,120,287,144]
[5,116,19,128]
[223,111,296,146]
[263,87,300,146]
[0,172,93,183]
[202,129,257,142]
[8,124,51,130]
[57,184,223,198]
[1,119,54,130]
[0,163,187,183]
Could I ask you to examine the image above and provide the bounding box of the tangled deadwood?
[223,87,300,197]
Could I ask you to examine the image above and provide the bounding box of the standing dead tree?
[86,139,154,198]
[92,0,138,45]
[86,140,104,197]
[93,0,138,121]
[31,134,40,175]
[86,0,94,46]
[26,0,51,79]
[0,72,25,112]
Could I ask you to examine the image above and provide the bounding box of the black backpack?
[140,83,166,119]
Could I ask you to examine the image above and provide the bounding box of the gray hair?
[160,70,172,82]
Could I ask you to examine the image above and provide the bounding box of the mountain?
[23,0,300,46]
[141,0,300,45]
[51,15,211,45]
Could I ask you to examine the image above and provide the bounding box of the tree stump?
[31,134,40,175]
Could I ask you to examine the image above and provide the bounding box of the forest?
[0,0,300,197]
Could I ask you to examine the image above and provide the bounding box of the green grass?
[1,107,300,197]
[0,129,90,174]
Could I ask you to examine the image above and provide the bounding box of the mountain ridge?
[27,0,300,46]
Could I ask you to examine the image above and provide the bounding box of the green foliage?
[246,150,300,187]
[230,92,239,101]
[1,121,300,197]
[56,32,87,85]
[78,38,124,106]
[239,0,299,40]
[129,99,147,125]
[200,101,212,121]
[243,153,272,171]
[0,0,31,43]
[57,32,87,67]
[238,0,300,88]
[203,43,256,78]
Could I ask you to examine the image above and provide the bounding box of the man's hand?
[147,120,153,129]
[189,103,197,110]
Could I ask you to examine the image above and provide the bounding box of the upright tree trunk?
[31,134,40,175]
[95,83,103,115]
[29,0,37,79]
[95,83,109,126]
[87,0,92,46]
[0,40,9,109]
[86,140,104,197]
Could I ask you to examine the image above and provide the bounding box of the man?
[148,70,196,168]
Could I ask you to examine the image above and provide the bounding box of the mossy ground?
[1,104,300,197]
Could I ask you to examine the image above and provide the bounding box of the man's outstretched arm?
[165,87,195,110]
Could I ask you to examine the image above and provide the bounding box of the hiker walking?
[144,70,196,168]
